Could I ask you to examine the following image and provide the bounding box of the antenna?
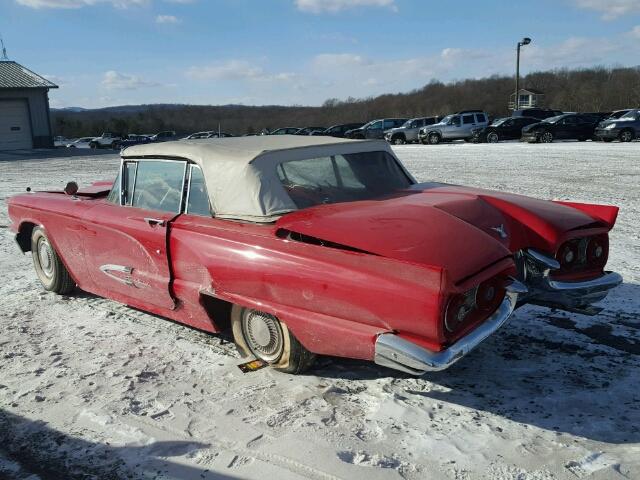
[0,35,8,60]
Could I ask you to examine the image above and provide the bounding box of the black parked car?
[344,118,407,139]
[118,134,152,149]
[521,114,599,143]
[595,109,639,142]
[295,126,326,135]
[512,108,563,120]
[471,116,539,143]
[270,127,301,135]
[312,123,365,138]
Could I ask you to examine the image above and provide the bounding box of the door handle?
[144,217,166,227]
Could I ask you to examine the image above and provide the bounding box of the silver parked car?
[384,116,443,144]
[419,111,489,144]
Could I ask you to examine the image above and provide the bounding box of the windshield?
[620,110,638,120]
[544,115,564,124]
[490,118,507,126]
[276,151,413,209]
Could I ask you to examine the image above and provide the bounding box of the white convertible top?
[122,135,405,222]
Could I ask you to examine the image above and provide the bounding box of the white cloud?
[572,0,640,20]
[630,25,640,38]
[156,14,179,23]
[186,60,264,80]
[295,0,397,14]
[313,53,368,67]
[186,60,295,83]
[101,70,160,90]
[16,0,147,8]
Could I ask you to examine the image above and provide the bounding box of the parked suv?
[89,132,122,149]
[384,116,442,144]
[418,111,489,144]
[345,118,407,139]
[594,109,639,142]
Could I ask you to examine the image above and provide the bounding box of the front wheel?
[231,306,315,374]
[619,129,635,142]
[31,227,75,294]
[392,135,405,145]
[540,131,554,143]
[486,132,499,143]
[427,132,441,145]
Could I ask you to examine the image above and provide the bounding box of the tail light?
[586,235,608,265]
[555,234,608,273]
[445,278,506,335]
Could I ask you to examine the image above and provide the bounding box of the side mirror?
[64,181,79,196]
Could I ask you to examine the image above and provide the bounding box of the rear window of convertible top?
[276,151,413,209]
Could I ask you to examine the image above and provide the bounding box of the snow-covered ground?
[1,142,638,480]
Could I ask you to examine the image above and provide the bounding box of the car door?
[460,114,476,137]
[502,118,520,139]
[557,116,578,139]
[442,115,462,139]
[82,159,187,310]
[365,120,384,139]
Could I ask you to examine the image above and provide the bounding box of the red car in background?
[8,136,622,374]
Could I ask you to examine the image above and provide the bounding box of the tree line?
[52,65,640,138]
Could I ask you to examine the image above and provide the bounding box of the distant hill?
[51,65,640,137]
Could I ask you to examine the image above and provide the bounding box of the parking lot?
[1,141,639,480]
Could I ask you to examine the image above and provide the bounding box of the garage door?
[0,99,33,150]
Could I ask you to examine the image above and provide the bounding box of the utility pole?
[514,37,531,111]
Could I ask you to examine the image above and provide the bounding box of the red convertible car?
[8,136,622,374]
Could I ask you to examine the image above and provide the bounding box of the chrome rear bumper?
[519,249,622,312]
[374,281,526,375]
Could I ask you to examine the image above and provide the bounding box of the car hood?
[276,183,605,282]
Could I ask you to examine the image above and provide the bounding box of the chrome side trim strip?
[99,264,135,287]
[374,280,526,375]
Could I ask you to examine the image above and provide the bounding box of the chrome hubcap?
[487,133,498,143]
[429,135,439,144]
[542,133,553,143]
[621,132,632,142]
[241,310,284,362]
[37,238,54,278]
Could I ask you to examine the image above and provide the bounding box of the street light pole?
[514,37,531,111]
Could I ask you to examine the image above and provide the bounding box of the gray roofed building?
[0,60,58,150]
[0,61,58,89]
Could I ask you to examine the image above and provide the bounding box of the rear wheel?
[231,306,315,374]
[31,227,75,294]
[540,131,554,143]
[486,132,499,143]
[619,129,635,142]
[427,132,441,145]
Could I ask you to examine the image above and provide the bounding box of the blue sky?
[1,0,639,108]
